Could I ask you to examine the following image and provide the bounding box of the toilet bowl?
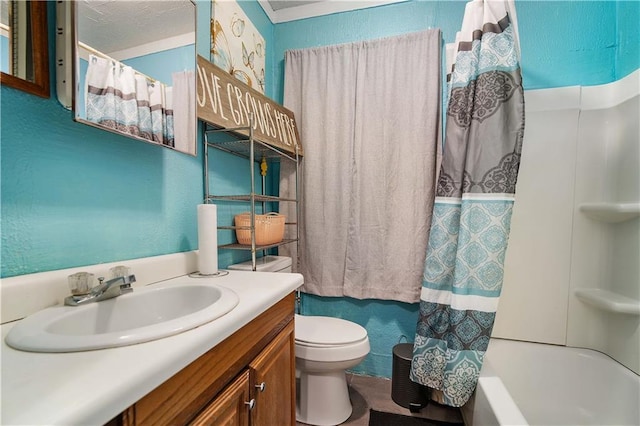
[295,313,370,425]
[228,256,371,426]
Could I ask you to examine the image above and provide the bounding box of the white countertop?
[1,270,303,425]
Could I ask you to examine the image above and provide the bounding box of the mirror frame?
[0,1,50,98]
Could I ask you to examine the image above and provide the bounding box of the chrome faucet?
[64,274,136,306]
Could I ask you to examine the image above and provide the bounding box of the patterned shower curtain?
[410,0,524,407]
[85,55,174,146]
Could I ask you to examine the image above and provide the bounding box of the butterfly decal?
[242,42,255,70]
[211,19,252,87]
[253,67,265,93]
[253,33,264,58]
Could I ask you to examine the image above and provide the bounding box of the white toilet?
[228,256,370,426]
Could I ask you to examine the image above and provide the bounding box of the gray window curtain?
[281,30,442,303]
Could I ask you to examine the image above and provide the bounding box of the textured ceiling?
[77,0,194,56]
[259,0,409,23]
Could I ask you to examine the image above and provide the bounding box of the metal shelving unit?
[203,116,300,271]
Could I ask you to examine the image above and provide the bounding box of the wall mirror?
[70,0,197,156]
[0,1,50,98]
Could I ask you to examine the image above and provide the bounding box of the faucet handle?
[68,272,95,296]
[109,265,131,279]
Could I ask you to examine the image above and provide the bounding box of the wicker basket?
[234,212,286,246]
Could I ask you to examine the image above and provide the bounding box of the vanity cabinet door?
[190,370,251,426]
[249,320,296,426]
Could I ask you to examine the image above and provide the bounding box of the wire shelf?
[205,126,298,163]
[219,239,298,251]
[206,194,297,203]
[203,116,300,270]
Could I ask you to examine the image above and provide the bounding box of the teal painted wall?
[616,0,640,80]
[273,0,628,100]
[273,0,640,378]
[517,1,618,89]
[1,0,638,376]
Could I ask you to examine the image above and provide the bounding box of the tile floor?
[296,374,465,426]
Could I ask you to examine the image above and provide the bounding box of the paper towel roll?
[197,204,218,275]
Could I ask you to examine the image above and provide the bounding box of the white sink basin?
[5,281,239,352]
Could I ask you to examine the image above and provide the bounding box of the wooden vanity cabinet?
[119,293,296,426]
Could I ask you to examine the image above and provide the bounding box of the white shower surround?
[492,69,640,373]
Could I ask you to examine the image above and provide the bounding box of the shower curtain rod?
[78,41,158,83]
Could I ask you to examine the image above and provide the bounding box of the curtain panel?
[281,30,442,303]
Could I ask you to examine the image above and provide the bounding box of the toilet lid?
[295,315,367,345]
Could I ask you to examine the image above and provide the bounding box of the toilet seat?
[294,315,370,363]
[295,314,367,345]
[296,338,368,349]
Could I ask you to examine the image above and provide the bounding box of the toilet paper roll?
[197,204,218,275]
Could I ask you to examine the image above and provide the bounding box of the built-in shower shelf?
[575,289,640,315]
[579,203,640,223]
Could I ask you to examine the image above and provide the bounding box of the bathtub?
[469,338,640,426]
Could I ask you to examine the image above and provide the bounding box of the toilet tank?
[227,255,292,273]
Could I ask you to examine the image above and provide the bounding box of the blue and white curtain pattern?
[410,0,525,407]
[86,55,174,147]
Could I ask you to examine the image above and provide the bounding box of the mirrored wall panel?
[74,1,196,156]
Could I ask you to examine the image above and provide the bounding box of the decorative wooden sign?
[196,55,303,157]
